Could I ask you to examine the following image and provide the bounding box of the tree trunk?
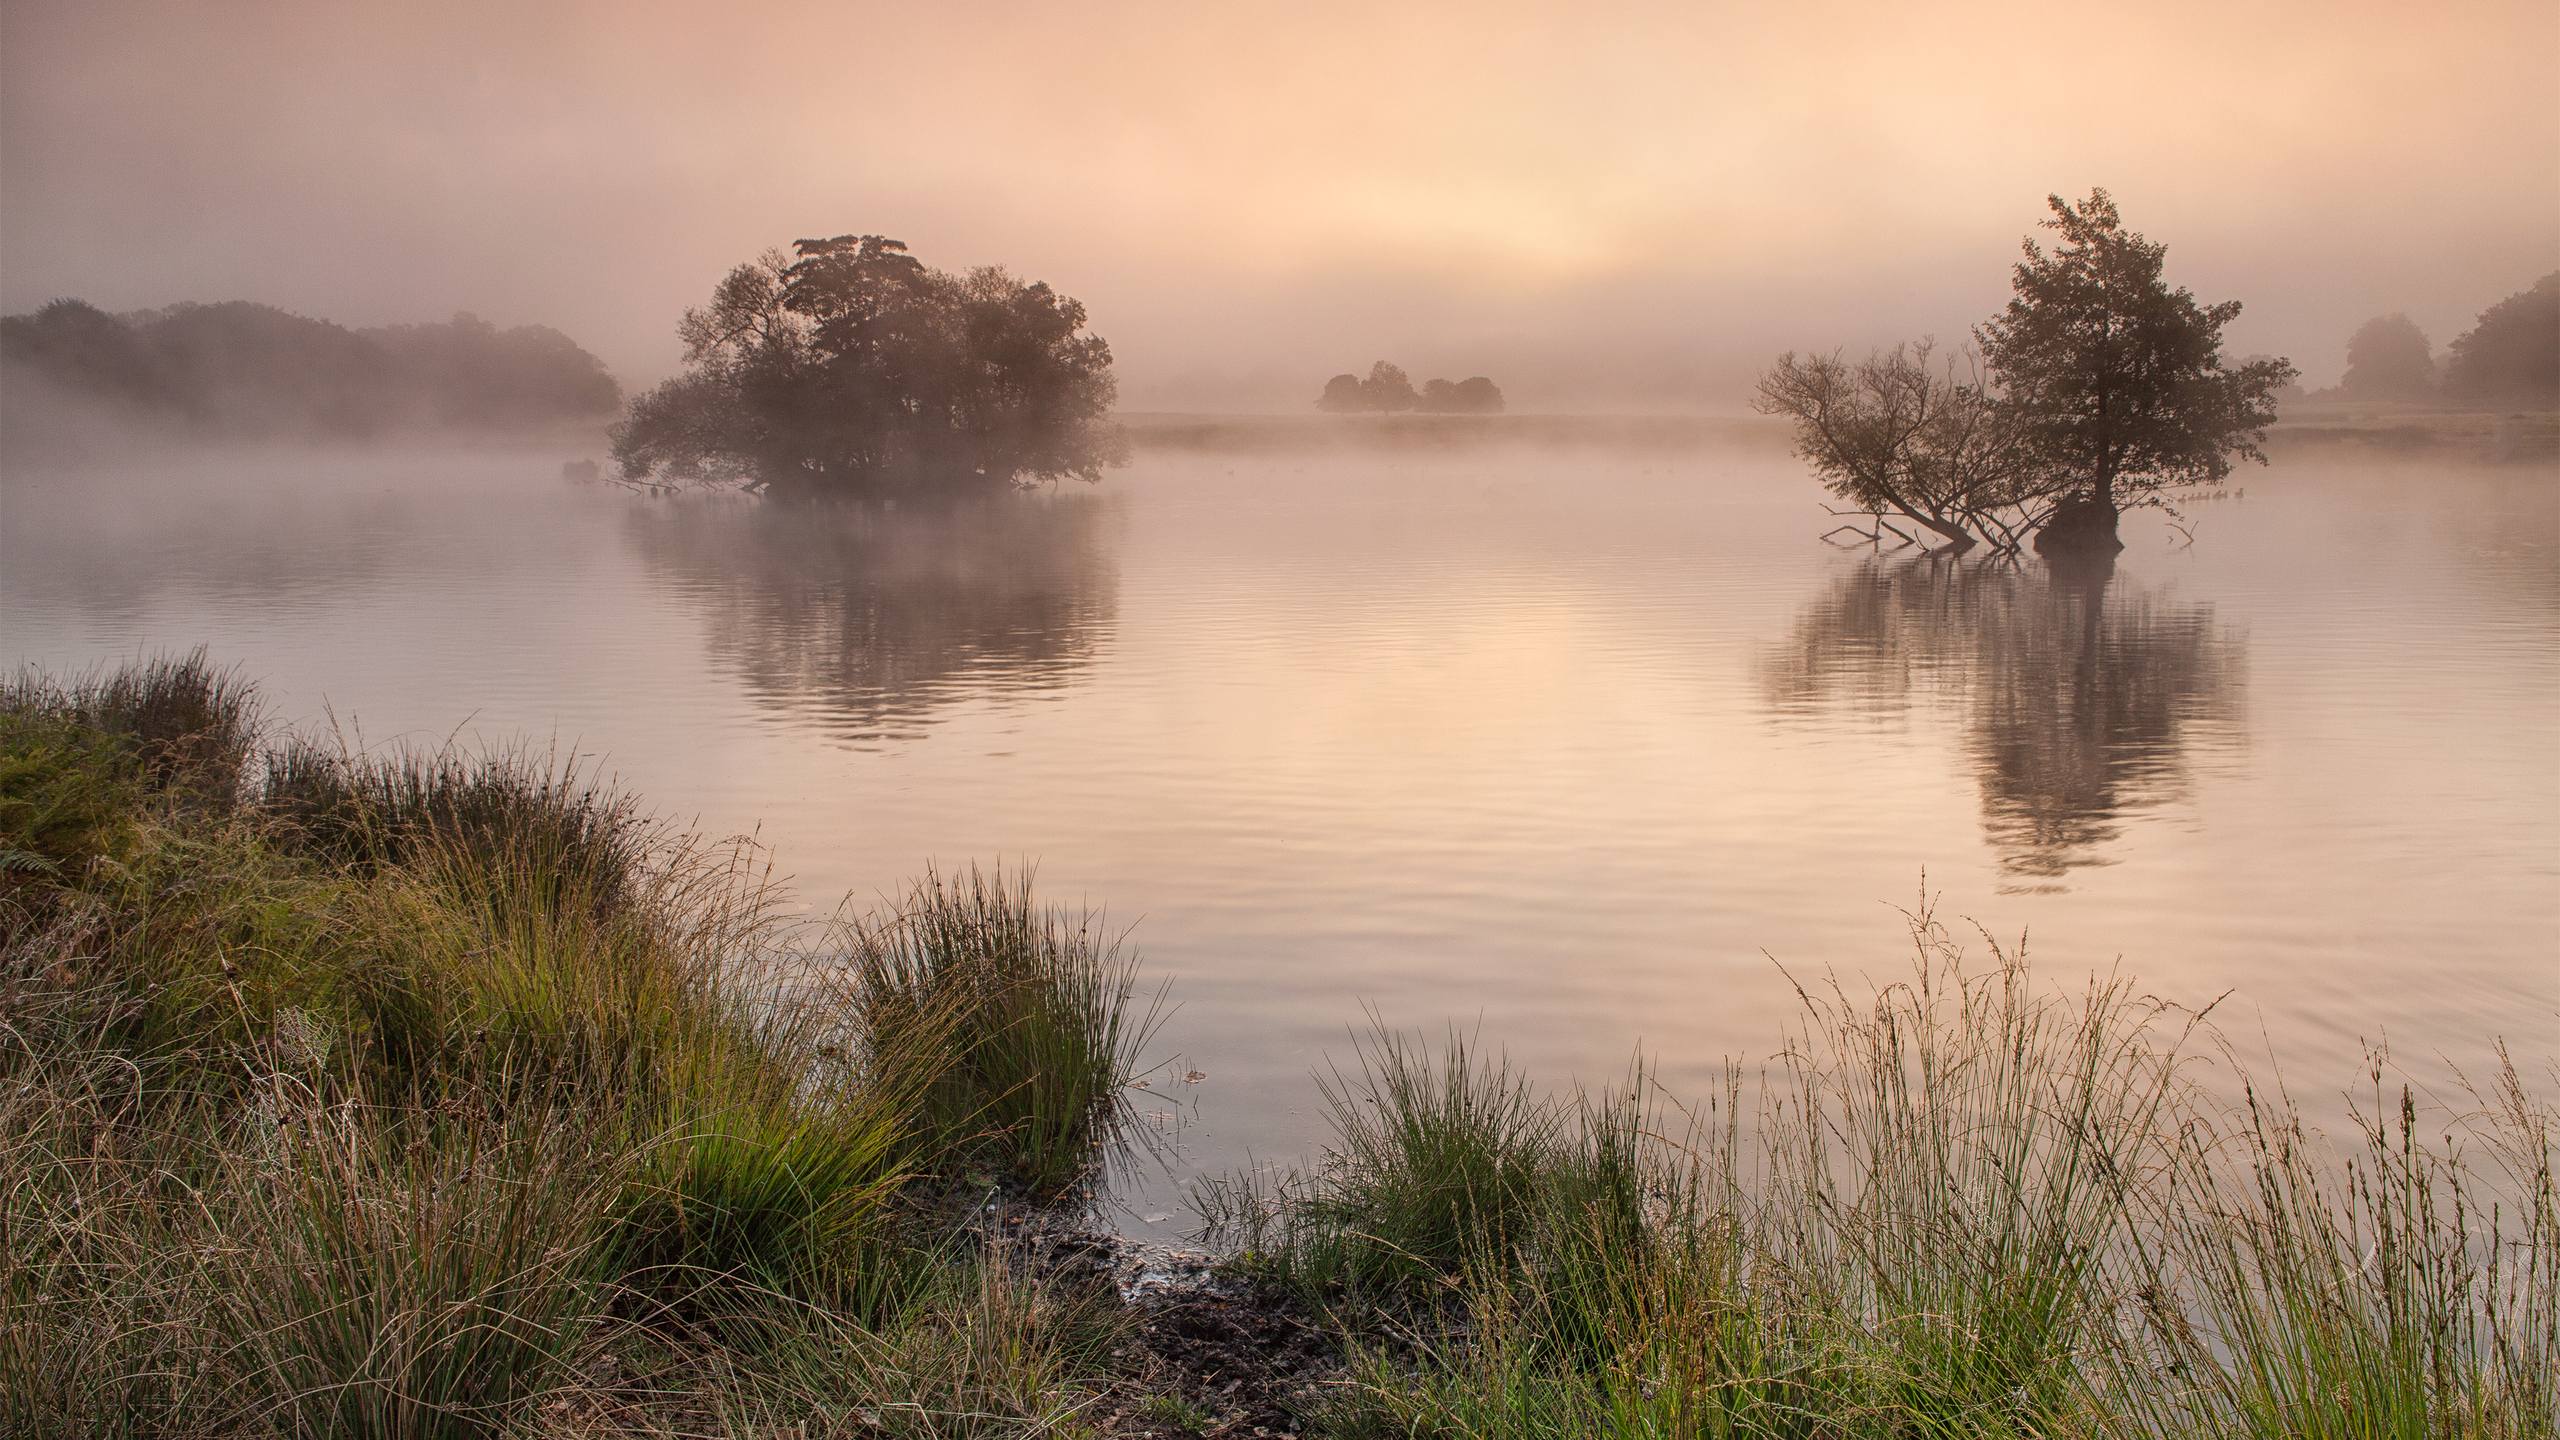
[1915,514,1978,552]
[2033,490,2124,557]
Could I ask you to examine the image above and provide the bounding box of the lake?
[5,429,2555,1233]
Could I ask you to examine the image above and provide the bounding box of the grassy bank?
[2267,401,2560,462]
[4,655,2551,1437]
[0,654,1162,1437]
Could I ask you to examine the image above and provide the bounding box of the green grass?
[1212,904,2558,1439]
[848,864,1164,1200]
[0,656,1168,1436]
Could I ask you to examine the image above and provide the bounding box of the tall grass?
[1213,902,2558,1439]
[262,736,656,916]
[848,864,1164,1200]
[707,1251,1122,1439]
[2122,1050,2559,1437]
[1,648,256,927]
[0,656,1167,1435]
[2,647,258,798]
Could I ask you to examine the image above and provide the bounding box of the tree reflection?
[1764,553,2245,886]
[625,495,1120,746]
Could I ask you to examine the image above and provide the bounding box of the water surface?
[5,436,2554,1232]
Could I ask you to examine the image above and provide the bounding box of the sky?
[4,0,2555,409]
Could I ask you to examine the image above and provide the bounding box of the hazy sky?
[5,0,2554,408]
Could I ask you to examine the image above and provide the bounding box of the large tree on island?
[1976,190,2295,551]
[612,236,1124,499]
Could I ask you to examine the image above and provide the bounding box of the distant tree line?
[0,299,621,436]
[1317,361,1505,414]
[1757,190,2296,556]
[612,236,1123,501]
[2326,273,2560,405]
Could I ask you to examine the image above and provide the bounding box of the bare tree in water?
[1754,340,2053,554]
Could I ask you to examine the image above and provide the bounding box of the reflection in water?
[1765,554,2246,886]
[625,495,1120,746]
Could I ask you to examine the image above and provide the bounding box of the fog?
[5,0,2554,411]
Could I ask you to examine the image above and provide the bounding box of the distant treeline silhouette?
[1317,362,1505,414]
[2325,272,2559,405]
[0,299,621,437]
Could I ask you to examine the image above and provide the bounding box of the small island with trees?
[610,236,1126,501]
[1317,361,1506,414]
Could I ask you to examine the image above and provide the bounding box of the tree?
[370,312,621,427]
[1753,341,2050,553]
[1417,375,1506,413]
[1357,361,1416,413]
[612,235,1124,499]
[1316,373,1365,412]
[2339,314,2435,400]
[2442,272,2559,407]
[1975,190,2295,551]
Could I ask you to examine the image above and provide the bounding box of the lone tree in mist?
[1317,373,1367,412]
[2442,271,2560,406]
[1976,190,2296,552]
[2340,314,2436,400]
[1754,341,2046,553]
[611,236,1124,499]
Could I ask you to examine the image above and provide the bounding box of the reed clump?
[847,864,1165,1201]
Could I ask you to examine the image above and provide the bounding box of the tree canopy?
[0,299,619,437]
[2340,314,2436,400]
[610,236,1124,499]
[1976,190,2295,524]
[2442,272,2560,406]
[1418,376,1505,414]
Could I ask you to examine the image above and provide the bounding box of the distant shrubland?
[0,299,621,438]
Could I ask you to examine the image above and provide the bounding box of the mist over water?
[6,436,2551,1235]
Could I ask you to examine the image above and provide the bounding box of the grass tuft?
[849,863,1163,1200]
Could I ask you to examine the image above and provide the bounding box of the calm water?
[5,435,2555,1232]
